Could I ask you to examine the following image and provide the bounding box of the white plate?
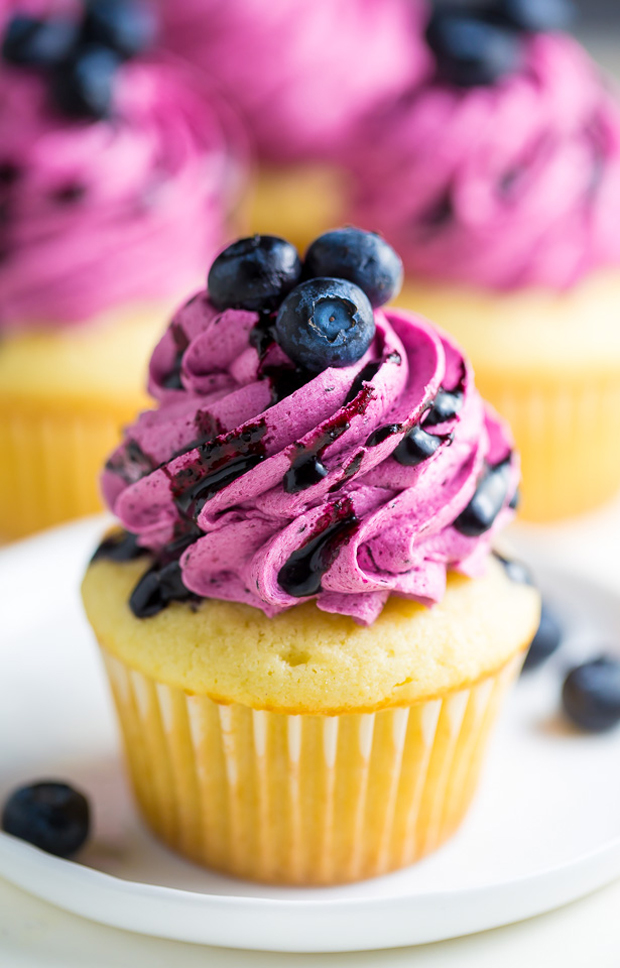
[0,517,619,953]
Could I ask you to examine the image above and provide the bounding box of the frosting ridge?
[102,294,518,625]
[350,34,620,290]
[0,43,244,328]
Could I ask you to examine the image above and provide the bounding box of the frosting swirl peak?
[102,290,518,625]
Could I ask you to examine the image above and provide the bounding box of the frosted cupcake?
[348,1,620,521]
[0,0,246,538]
[82,228,539,885]
[159,0,429,251]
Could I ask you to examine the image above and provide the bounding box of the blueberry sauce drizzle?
[250,311,315,406]
[454,455,513,536]
[167,420,268,518]
[277,500,359,598]
[129,559,199,618]
[105,439,154,484]
[493,551,534,586]
[161,322,190,391]
[91,529,146,563]
[393,424,451,467]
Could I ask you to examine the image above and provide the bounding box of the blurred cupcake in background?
[159,0,430,251]
[347,0,620,522]
[0,0,247,539]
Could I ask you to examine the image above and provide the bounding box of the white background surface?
[2,499,620,963]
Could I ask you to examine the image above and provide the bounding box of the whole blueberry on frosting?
[208,236,302,312]
[304,228,403,308]
[495,0,575,33]
[99,232,520,626]
[426,8,522,88]
[275,278,375,371]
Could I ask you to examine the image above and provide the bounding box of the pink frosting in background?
[158,0,431,164]
[349,34,620,290]
[0,5,247,329]
[102,296,518,626]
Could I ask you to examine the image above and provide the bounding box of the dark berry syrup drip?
[417,188,454,234]
[283,356,396,494]
[278,500,359,598]
[493,551,534,587]
[454,455,513,537]
[343,350,401,407]
[161,322,190,391]
[167,420,268,518]
[393,424,451,467]
[250,310,314,406]
[129,559,199,618]
[423,363,466,428]
[91,529,147,563]
[105,439,154,485]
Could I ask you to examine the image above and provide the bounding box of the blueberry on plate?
[208,236,302,313]
[562,656,620,732]
[494,0,575,33]
[51,45,120,120]
[2,781,90,857]
[2,15,78,68]
[81,0,157,60]
[521,602,563,671]
[304,228,403,308]
[426,9,523,87]
[275,278,375,372]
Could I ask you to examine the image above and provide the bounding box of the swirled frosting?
[0,19,245,329]
[349,34,620,290]
[102,292,518,626]
[158,0,430,164]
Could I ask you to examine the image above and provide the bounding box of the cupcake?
[348,1,620,521]
[82,229,540,885]
[0,0,246,539]
[159,0,429,251]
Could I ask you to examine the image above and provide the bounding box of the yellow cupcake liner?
[102,649,521,885]
[476,372,620,522]
[0,401,129,539]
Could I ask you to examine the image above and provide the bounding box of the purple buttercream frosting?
[349,34,620,291]
[102,293,518,625]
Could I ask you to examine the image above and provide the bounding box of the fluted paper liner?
[475,373,620,522]
[102,649,521,885]
[0,404,125,538]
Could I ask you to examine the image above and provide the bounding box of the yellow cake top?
[82,555,540,715]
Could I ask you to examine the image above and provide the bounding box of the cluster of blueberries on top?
[426,0,574,87]
[1,0,156,119]
[207,228,404,373]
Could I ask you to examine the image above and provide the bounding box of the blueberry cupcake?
[348,1,620,521]
[0,0,246,538]
[159,0,429,251]
[82,229,540,885]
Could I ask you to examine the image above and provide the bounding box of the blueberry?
[81,0,157,60]
[303,228,403,308]
[562,656,620,732]
[2,782,90,858]
[494,0,575,33]
[454,458,512,536]
[2,15,78,68]
[208,236,302,313]
[275,278,375,372]
[393,424,444,467]
[51,45,120,120]
[522,603,563,671]
[426,10,523,87]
